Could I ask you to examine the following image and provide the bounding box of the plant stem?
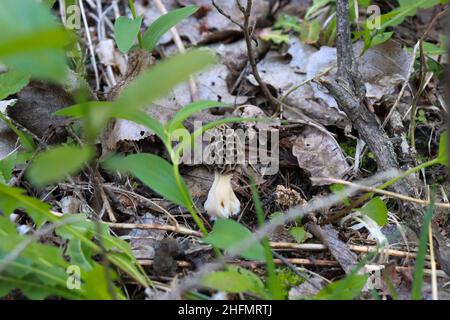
[173,161,208,236]
[250,175,284,300]
[168,145,208,236]
[378,158,439,191]
[128,0,144,49]
[412,186,436,300]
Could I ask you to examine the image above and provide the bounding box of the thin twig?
[106,222,202,237]
[212,0,278,108]
[79,0,100,91]
[270,242,430,260]
[154,0,198,101]
[382,41,420,128]
[312,177,450,209]
[100,186,117,222]
[272,251,323,291]
[138,259,449,279]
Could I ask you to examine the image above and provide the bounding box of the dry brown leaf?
[128,213,166,260]
[255,40,349,128]
[107,42,248,148]
[292,127,349,182]
[0,100,17,159]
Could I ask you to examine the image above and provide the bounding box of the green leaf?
[55,215,99,240]
[315,274,368,300]
[0,279,15,298]
[203,219,265,261]
[0,184,55,228]
[111,109,166,143]
[0,216,17,236]
[26,145,93,187]
[371,32,393,47]
[289,227,307,243]
[42,0,57,8]
[0,151,17,184]
[437,132,448,165]
[168,100,228,133]
[0,0,71,81]
[67,239,94,271]
[0,185,148,289]
[114,16,143,53]
[305,0,334,18]
[421,42,446,56]
[142,5,199,52]
[60,51,218,135]
[0,111,36,152]
[82,265,125,300]
[379,0,444,30]
[103,153,188,206]
[117,49,217,112]
[55,101,115,140]
[108,252,149,288]
[330,184,350,206]
[0,69,30,100]
[274,14,302,33]
[259,29,290,45]
[300,20,321,44]
[357,197,388,226]
[57,102,167,142]
[0,275,82,300]
[202,266,267,296]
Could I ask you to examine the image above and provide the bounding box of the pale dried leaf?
[129,213,166,260]
[292,127,349,182]
[255,43,348,127]
[288,276,325,299]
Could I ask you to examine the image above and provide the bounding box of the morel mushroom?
[204,171,241,220]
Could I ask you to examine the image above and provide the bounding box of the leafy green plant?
[203,219,265,260]
[359,0,449,51]
[284,0,448,51]
[0,0,73,81]
[411,187,436,300]
[115,15,144,53]
[377,132,447,191]
[355,197,388,227]
[0,187,150,299]
[269,14,323,45]
[142,6,199,53]
[0,70,29,100]
[201,266,269,298]
[0,0,228,300]
[332,132,447,210]
[113,1,198,54]
[201,178,285,300]
[314,274,368,300]
[289,226,308,243]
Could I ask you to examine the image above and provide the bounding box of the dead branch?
[270,242,429,260]
[212,0,279,108]
[321,0,450,275]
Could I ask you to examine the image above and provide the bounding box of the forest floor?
[1,0,449,300]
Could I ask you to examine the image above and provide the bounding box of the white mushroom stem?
[204,172,241,219]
